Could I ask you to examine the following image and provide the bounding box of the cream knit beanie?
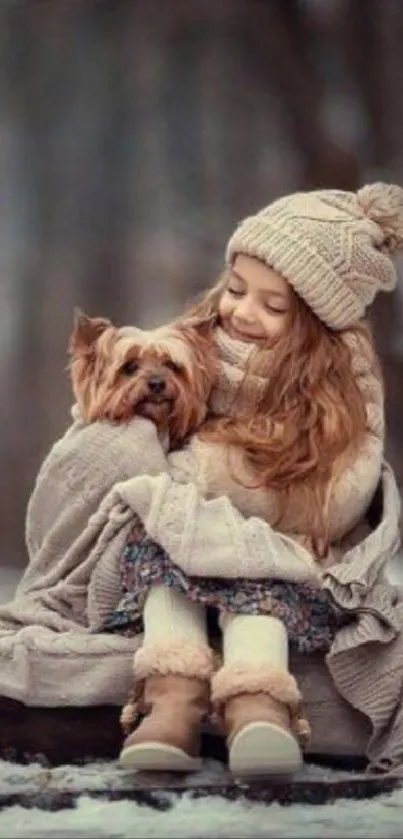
[226,182,403,329]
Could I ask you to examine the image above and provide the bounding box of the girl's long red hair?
[185,273,383,554]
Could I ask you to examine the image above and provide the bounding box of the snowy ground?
[0,757,402,839]
[1,559,403,838]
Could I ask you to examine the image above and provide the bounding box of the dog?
[68,309,218,448]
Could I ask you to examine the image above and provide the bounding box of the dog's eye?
[120,360,139,376]
[164,359,181,373]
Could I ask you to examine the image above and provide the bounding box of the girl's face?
[218,254,292,344]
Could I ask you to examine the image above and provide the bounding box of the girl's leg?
[136,583,212,675]
[212,612,309,777]
[119,584,214,772]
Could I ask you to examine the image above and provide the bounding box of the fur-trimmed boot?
[212,613,310,778]
[118,584,215,772]
[119,671,211,771]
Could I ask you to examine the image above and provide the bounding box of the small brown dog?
[68,309,218,448]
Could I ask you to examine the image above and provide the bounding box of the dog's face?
[68,310,218,445]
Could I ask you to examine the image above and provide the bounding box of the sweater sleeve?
[321,342,399,594]
[327,328,385,527]
[116,472,322,585]
[326,432,383,542]
[325,331,386,540]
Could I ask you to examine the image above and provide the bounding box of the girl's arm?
[326,432,383,543]
[113,471,322,585]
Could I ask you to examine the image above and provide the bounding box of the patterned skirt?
[102,518,349,654]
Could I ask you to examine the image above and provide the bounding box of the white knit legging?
[134,583,289,678]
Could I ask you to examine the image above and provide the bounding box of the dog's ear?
[69,308,111,355]
[68,309,112,421]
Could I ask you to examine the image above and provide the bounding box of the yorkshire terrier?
[68,309,218,448]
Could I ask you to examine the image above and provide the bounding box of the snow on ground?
[0,761,402,839]
[0,756,402,839]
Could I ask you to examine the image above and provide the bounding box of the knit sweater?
[167,327,384,544]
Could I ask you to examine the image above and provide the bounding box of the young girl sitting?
[99,183,402,776]
[5,182,401,779]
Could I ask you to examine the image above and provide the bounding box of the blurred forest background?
[1,0,402,569]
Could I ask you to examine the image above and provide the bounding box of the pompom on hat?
[225,182,403,330]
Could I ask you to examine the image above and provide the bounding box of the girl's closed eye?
[264,303,288,315]
[227,286,244,297]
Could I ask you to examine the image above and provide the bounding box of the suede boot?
[119,673,210,772]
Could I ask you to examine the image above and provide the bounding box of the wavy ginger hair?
[184,272,383,555]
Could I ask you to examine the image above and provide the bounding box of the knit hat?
[226,182,403,330]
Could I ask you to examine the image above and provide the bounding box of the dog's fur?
[68,310,218,448]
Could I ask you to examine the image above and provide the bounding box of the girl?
[1,182,402,779]
[96,183,402,776]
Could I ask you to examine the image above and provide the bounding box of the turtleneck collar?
[209,326,272,419]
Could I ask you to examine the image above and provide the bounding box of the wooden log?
[1,696,402,809]
[0,696,228,767]
[0,769,402,811]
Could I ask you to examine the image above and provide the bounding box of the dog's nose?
[147,376,166,394]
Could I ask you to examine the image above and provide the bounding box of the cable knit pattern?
[208,326,268,418]
[226,182,403,330]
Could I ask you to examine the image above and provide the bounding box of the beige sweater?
[167,327,385,544]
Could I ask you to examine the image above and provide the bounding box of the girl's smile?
[218,254,291,344]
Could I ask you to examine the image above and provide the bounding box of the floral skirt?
[102,518,349,654]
